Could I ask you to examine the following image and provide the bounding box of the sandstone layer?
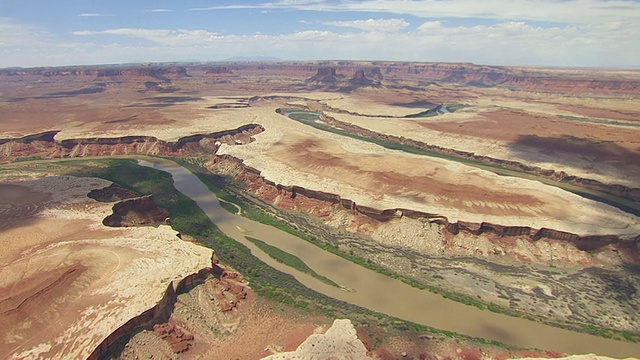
[261,319,371,360]
[215,105,639,239]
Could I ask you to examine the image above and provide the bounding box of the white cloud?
[201,0,640,26]
[190,0,327,11]
[0,17,43,46]
[3,0,639,69]
[0,18,95,67]
[322,18,409,33]
[65,19,639,68]
[73,28,223,46]
[417,21,443,32]
[77,13,113,17]
[145,9,173,13]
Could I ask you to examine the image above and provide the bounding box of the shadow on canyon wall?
[510,135,640,167]
[143,96,204,103]
[123,96,205,108]
[0,212,42,234]
[6,86,106,102]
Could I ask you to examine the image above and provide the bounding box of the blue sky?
[1,0,639,68]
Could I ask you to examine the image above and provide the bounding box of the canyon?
[0,61,638,359]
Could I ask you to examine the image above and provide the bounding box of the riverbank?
[140,157,640,357]
[2,157,638,357]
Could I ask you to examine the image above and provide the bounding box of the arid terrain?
[0,174,212,359]
[0,61,638,359]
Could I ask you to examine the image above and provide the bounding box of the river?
[140,157,640,357]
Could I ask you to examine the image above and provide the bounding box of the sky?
[1,0,639,68]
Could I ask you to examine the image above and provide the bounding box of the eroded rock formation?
[308,67,341,84]
[103,194,171,227]
[209,154,640,260]
[0,124,264,163]
[3,62,638,94]
[261,319,371,360]
[320,114,640,204]
[87,252,249,359]
[86,267,214,360]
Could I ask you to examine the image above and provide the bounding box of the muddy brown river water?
[140,158,640,357]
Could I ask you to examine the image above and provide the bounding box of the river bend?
[140,157,639,357]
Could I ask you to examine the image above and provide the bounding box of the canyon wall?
[86,265,215,360]
[319,113,640,204]
[102,195,171,227]
[0,65,189,82]
[212,155,640,252]
[2,62,638,95]
[2,125,636,251]
[0,124,264,163]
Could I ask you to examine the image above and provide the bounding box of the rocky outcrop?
[261,319,371,360]
[87,254,247,360]
[0,124,265,163]
[86,265,215,360]
[103,195,171,227]
[211,155,640,254]
[153,323,194,353]
[0,130,58,145]
[205,66,234,75]
[349,69,374,86]
[306,67,385,92]
[308,67,341,84]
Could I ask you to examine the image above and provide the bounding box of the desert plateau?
[1,60,639,360]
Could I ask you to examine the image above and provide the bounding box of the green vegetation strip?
[218,199,240,214]
[173,158,640,344]
[559,115,640,127]
[245,236,340,287]
[7,157,635,345]
[58,158,510,346]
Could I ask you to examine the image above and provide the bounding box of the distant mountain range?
[223,56,282,62]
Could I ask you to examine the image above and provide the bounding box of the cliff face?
[320,114,640,205]
[210,155,640,258]
[86,267,213,360]
[307,67,384,91]
[103,195,171,227]
[308,67,341,83]
[387,63,640,94]
[2,62,637,95]
[87,255,248,359]
[0,66,190,82]
[0,124,265,163]
[348,69,382,87]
